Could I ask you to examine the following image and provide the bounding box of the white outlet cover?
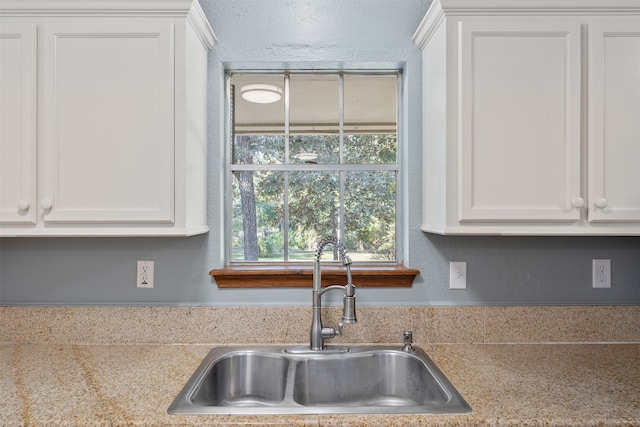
[137,260,154,288]
[592,259,611,288]
[450,261,467,289]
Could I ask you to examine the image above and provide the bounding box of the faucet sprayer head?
[312,259,322,291]
[342,292,357,324]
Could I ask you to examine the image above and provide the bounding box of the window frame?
[210,69,419,288]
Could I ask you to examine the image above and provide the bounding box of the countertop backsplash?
[1,305,638,345]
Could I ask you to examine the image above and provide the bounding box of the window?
[229,71,398,261]
[212,71,418,287]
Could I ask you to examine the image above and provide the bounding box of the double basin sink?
[168,345,471,415]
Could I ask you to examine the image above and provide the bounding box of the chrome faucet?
[310,236,357,351]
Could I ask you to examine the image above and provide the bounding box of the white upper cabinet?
[0,0,215,236]
[458,21,582,223]
[42,23,175,226]
[588,22,640,223]
[0,24,36,225]
[414,0,640,235]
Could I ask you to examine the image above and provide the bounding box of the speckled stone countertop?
[2,342,639,426]
[1,306,638,426]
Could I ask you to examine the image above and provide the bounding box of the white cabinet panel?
[42,24,174,224]
[414,0,640,235]
[0,0,215,236]
[458,21,582,222]
[588,22,640,223]
[0,24,36,225]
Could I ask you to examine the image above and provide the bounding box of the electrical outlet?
[137,260,154,288]
[450,262,467,289]
[592,259,611,288]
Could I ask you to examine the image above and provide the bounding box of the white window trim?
[224,69,405,266]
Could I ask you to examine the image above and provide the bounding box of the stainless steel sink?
[168,345,471,415]
[189,352,290,407]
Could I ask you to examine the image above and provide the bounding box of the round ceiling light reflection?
[240,84,282,104]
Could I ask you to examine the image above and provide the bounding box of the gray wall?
[1,0,638,306]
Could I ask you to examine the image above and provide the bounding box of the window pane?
[344,134,397,164]
[286,220,318,262]
[232,74,285,164]
[233,135,285,165]
[289,75,339,163]
[288,171,339,260]
[344,171,396,261]
[232,171,285,261]
[344,74,397,164]
[344,74,396,130]
[290,134,339,164]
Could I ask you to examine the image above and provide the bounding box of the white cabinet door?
[458,21,582,222]
[0,24,36,225]
[41,23,175,224]
[588,22,640,223]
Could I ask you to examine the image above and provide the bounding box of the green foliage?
[258,235,277,258]
[288,228,313,251]
[232,133,397,261]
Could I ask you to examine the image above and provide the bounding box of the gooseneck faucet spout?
[310,237,357,351]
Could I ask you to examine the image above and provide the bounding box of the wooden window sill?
[210,264,419,288]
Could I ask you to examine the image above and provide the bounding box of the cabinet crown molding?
[2,0,198,14]
[435,0,640,13]
[0,0,216,51]
[414,0,640,47]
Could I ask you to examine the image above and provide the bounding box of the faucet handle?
[321,323,344,340]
